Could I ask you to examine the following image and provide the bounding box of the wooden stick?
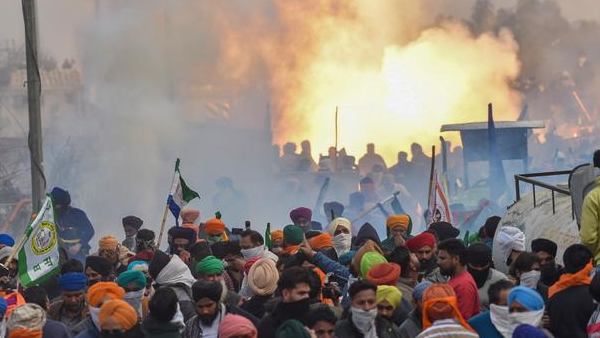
[427,145,436,209]
[351,191,399,224]
[156,203,170,249]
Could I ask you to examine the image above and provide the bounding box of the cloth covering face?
[155,254,196,287]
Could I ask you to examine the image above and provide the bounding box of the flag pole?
[334,106,338,172]
[4,198,46,269]
[157,159,179,249]
[426,145,436,210]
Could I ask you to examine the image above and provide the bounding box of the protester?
[204,217,228,244]
[257,266,312,338]
[129,229,156,264]
[334,280,401,338]
[289,207,313,233]
[270,230,284,254]
[0,234,14,249]
[406,232,445,283]
[84,256,113,285]
[275,319,311,338]
[180,209,201,242]
[437,239,480,320]
[465,243,509,311]
[142,287,184,338]
[196,255,241,307]
[496,227,526,266]
[386,246,416,304]
[507,286,548,335]
[116,270,148,319]
[167,227,196,261]
[376,285,402,322]
[581,149,600,264]
[468,280,514,338]
[510,252,542,290]
[121,216,143,252]
[52,187,94,263]
[240,230,278,262]
[481,216,501,248]
[96,235,133,275]
[48,272,88,330]
[532,238,565,287]
[7,303,47,338]
[427,222,459,242]
[327,217,352,257]
[73,281,125,338]
[381,215,411,252]
[417,283,476,338]
[398,281,431,338]
[547,244,594,338]
[241,258,278,319]
[218,314,258,338]
[98,299,143,337]
[22,286,72,338]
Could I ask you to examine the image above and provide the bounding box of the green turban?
[196,255,224,275]
[360,251,387,278]
[276,319,311,338]
[116,270,146,290]
[283,224,303,246]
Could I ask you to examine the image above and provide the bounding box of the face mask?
[170,303,185,333]
[333,233,352,256]
[490,304,512,338]
[241,245,264,261]
[282,297,310,314]
[208,235,223,244]
[540,264,557,281]
[124,289,145,318]
[468,266,490,289]
[519,270,541,288]
[509,309,544,329]
[350,307,378,334]
[272,247,283,254]
[89,305,101,330]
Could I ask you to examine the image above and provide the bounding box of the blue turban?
[0,234,15,247]
[0,297,6,316]
[512,324,548,338]
[338,250,357,266]
[51,187,71,206]
[127,260,149,272]
[508,286,544,311]
[58,272,87,291]
[117,270,147,290]
[413,281,433,301]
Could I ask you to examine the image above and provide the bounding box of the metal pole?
[23,0,45,211]
[334,106,338,172]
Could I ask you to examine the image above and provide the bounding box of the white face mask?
[89,305,101,330]
[509,309,544,330]
[350,307,377,335]
[490,304,512,338]
[333,233,352,257]
[519,270,541,289]
[170,303,186,333]
[124,289,145,318]
[241,245,264,261]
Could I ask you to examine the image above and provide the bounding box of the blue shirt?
[468,311,503,338]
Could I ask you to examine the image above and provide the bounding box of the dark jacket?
[142,315,183,338]
[73,324,99,338]
[354,223,381,248]
[241,295,273,319]
[335,315,401,338]
[398,309,422,338]
[547,285,595,338]
[159,283,196,322]
[43,319,72,338]
[257,300,307,338]
[57,207,95,245]
[184,304,259,338]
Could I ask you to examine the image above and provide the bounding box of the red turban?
[366,262,401,286]
[406,233,436,253]
[289,207,312,223]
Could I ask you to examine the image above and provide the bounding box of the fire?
[217,0,523,162]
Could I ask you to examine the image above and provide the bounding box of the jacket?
[43,319,72,338]
[184,304,259,338]
[159,284,196,322]
[73,324,99,338]
[311,252,351,287]
[56,207,95,245]
[334,315,401,338]
[547,284,595,338]
[48,299,89,331]
[142,315,183,338]
[398,309,422,338]
[581,178,600,263]
[257,300,307,338]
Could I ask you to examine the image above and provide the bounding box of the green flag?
[18,194,61,286]
[265,223,272,250]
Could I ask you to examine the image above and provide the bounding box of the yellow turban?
[386,215,410,229]
[376,285,402,310]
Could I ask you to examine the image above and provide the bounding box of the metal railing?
[514,170,571,215]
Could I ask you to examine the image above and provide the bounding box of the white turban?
[327,217,351,236]
[497,226,526,264]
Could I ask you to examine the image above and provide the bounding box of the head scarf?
[327,218,351,236]
[192,281,222,303]
[406,233,436,253]
[360,252,388,278]
[270,230,284,242]
[422,283,472,331]
[50,187,71,206]
[531,238,557,257]
[127,260,149,272]
[99,299,138,331]
[7,303,46,338]
[85,256,112,278]
[275,319,311,338]
[366,262,400,286]
[98,236,119,251]
[87,282,125,307]
[181,209,200,223]
[248,258,278,296]
[496,226,526,264]
[428,222,460,241]
[512,324,549,338]
[376,285,402,310]
[508,286,545,311]
[196,255,224,275]
[58,272,87,291]
[116,270,146,290]
[122,216,143,230]
[283,225,303,246]
[218,314,258,338]
[289,207,312,223]
[204,218,226,235]
[386,215,410,230]
[308,233,333,250]
[413,281,433,301]
[0,234,15,247]
[154,254,196,287]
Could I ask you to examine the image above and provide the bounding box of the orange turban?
[98,236,119,250]
[204,218,225,235]
[270,230,284,242]
[386,215,410,229]
[421,283,473,331]
[366,262,401,286]
[87,282,125,307]
[99,299,138,331]
[308,233,333,250]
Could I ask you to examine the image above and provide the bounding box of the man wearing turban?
[204,217,229,245]
[98,299,143,337]
[219,314,257,338]
[128,229,156,264]
[73,281,125,337]
[48,272,89,329]
[405,232,446,283]
[7,303,47,338]
[117,270,148,320]
[289,207,313,233]
[376,285,402,322]
[240,259,279,320]
[85,256,114,286]
[95,235,134,275]
[398,281,432,338]
[167,226,197,262]
[381,215,412,252]
[270,230,284,254]
[121,215,143,252]
[51,187,94,263]
[506,286,549,337]
[419,283,476,337]
[496,226,526,267]
[327,217,352,258]
[531,238,565,287]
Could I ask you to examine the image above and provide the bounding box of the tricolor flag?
[427,170,452,226]
[167,159,200,224]
[18,195,60,286]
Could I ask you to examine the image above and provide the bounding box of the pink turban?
[289,207,312,223]
[218,314,257,338]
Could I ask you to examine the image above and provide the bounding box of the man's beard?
[419,257,437,273]
[439,265,455,277]
[64,301,83,312]
[199,312,219,326]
